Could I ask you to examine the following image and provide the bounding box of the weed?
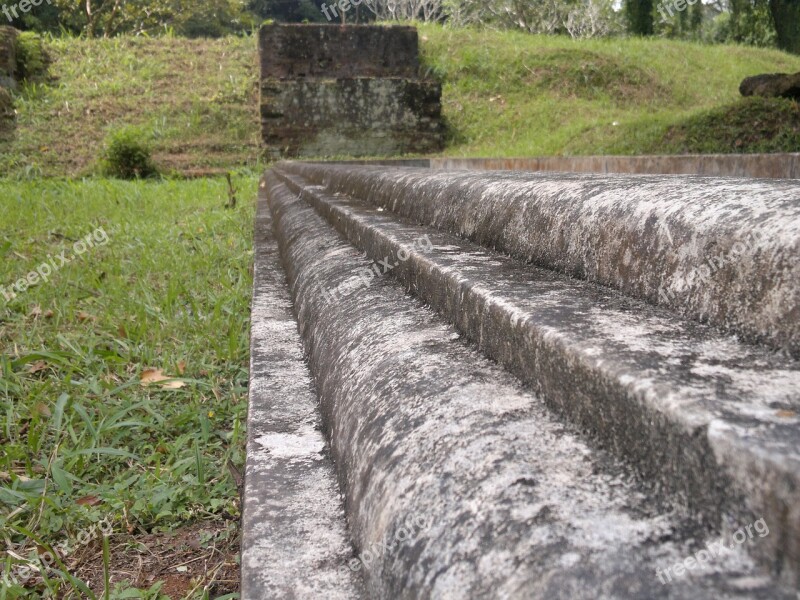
[101,126,159,180]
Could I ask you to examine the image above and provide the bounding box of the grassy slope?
[2,29,800,176]
[2,36,260,178]
[2,30,799,176]
[419,24,800,156]
[0,178,255,598]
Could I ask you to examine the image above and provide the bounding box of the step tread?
[282,162,800,357]
[262,174,793,598]
[274,168,800,585]
[241,188,364,599]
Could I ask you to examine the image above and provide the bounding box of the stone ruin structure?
[258,24,444,158]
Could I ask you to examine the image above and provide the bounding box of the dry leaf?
[44,310,54,319]
[118,324,127,338]
[140,368,185,389]
[29,306,42,318]
[776,410,797,418]
[77,311,96,322]
[28,360,47,374]
[176,361,186,375]
[76,496,102,507]
[35,403,51,417]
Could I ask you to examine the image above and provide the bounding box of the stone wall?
[259,24,444,159]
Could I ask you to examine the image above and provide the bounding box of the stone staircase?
[242,162,800,599]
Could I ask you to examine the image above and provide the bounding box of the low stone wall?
[430,153,800,179]
[259,24,444,159]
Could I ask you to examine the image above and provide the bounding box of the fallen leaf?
[28,360,47,374]
[44,310,54,318]
[777,410,797,418]
[176,361,186,375]
[77,311,96,322]
[34,403,51,417]
[29,306,42,318]
[118,324,127,338]
[140,368,185,389]
[76,496,101,507]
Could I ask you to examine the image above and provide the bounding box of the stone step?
[258,173,794,598]
[280,162,800,358]
[271,165,800,589]
[240,190,365,599]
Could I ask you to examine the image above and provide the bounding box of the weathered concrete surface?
[429,155,800,180]
[281,162,800,358]
[259,24,444,159]
[275,166,800,586]
[261,78,443,158]
[262,174,793,598]
[240,183,364,599]
[259,24,421,79]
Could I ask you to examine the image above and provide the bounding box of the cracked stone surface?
[281,162,800,357]
[240,185,364,599]
[272,167,800,588]
[253,172,795,598]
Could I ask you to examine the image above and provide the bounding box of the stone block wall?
[259,24,444,159]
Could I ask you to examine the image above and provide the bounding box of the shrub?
[101,127,159,180]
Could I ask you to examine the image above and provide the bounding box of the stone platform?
[243,162,800,598]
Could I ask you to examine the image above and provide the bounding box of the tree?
[769,0,800,53]
[728,0,777,45]
[625,0,655,34]
[565,0,621,38]
[49,0,253,37]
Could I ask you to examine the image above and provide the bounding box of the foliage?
[14,32,49,82]
[101,127,159,180]
[625,0,655,34]
[248,0,331,22]
[768,0,800,53]
[46,0,255,37]
[727,0,777,46]
[462,0,617,36]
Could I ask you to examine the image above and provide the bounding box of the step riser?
[275,168,800,587]
[282,162,800,357]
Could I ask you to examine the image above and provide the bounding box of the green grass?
[419,24,800,156]
[2,35,261,178]
[3,29,800,177]
[0,177,256,598]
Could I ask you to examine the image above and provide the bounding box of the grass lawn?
[0,176,257,598]
[419,24,800,156]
